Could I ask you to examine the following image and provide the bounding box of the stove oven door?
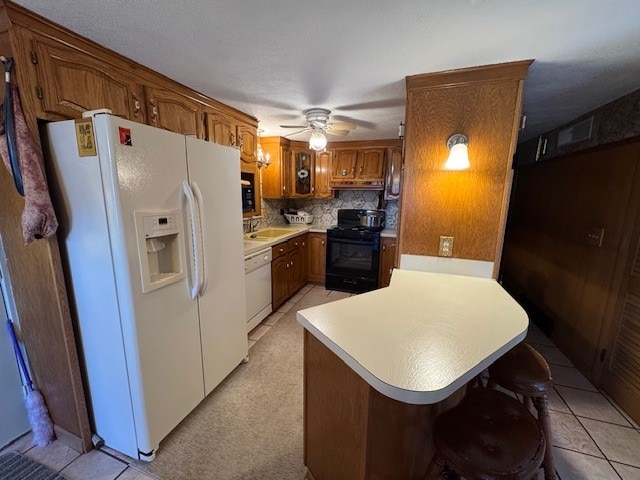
[325,236,380,293]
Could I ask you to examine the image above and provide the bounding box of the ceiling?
[13,0,640,143]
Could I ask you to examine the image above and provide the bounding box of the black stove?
[325,209,384,294]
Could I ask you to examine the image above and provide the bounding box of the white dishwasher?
[244,247,273,332]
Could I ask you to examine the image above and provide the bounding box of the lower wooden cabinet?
[272,234,308,310]
[379,236,397,288]
[308,233,327,283]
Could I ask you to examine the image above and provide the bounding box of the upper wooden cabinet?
[261,136,289,199]
[384,146,403,201]
[291,147,314,198]
[204,111,256,163]
[331,147,386,189]
[262,138,401,198]
[145,86,203,138]
[205,111,235,146]
[237,122,257,164]
[314,150,333,198]
[262,138,323,199]
[332,149,358,181]
[32,35,145,122]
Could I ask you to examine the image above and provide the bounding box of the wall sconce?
[445,134,470,170]
[257,129,271,168]
[308,128,327,151]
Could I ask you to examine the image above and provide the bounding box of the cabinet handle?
[150,103,158,120]
[279,248,284,253]
[383,245,386,251]
[321,241,325,245]
[291,260,294,266]
[359,165,363,174]
[286,263,290,268]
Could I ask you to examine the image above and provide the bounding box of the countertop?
[296,269,528,405]
[243,225,397,256]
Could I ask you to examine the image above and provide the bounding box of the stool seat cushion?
[433,387,545,480]
[488,342,552,396]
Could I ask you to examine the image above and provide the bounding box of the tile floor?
[2,284,640,479]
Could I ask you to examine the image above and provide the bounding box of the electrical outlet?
[439,236,454,257]
[586,227,604,247]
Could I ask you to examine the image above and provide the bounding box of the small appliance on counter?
[325,209,386,294]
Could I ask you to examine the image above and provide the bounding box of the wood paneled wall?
[501,139,640,377]
[400,61,531,276]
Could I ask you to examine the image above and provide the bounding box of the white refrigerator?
[44,113,248,460]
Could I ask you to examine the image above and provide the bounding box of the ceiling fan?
[280,108,356,137]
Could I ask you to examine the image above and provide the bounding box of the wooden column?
[0,2,91,451]
[400,61,531,277]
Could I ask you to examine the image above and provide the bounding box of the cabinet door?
[282,144,292,197]
[308,233,327,283]
[314,150,333,198]
[145,86,203,138]
[271,254,289,311]
[288,235,307,292]
[332,150,358,181]
[291,148,314,197]
[289,248,305,294]
[237,123,257,163]
[205,111,235,146]
[379,237,397,288]
[384,146,403,200]
[356,149,385,181]
[300,234,309,284]
[33,36,144,121]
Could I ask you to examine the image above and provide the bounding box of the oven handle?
[328,238,380,247]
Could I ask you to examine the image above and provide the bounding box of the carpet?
[133,291,333,480]
[0,451,67,480]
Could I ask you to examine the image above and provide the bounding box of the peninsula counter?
[297,269,528,480]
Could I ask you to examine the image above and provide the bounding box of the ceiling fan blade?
[280,124,309,129]
[325,129,350,136]
[283,128,310,138]
[327,122,356,131]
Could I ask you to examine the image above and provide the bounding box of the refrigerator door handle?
[191,181,208,296]
[182,181,202,300]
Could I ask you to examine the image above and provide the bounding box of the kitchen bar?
[297,269,528,479]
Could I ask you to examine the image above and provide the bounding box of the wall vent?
[557,116,594,148]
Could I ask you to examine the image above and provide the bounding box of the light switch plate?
[439,236,454,257]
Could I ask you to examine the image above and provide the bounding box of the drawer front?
[272,242,290,259]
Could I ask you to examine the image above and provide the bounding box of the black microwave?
[241,173,255,212]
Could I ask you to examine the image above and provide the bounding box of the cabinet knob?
[291,260,294,266]
[286,263,290,268]
[321,241,325,245]
[279,248,284,253]
[383,245,386,251]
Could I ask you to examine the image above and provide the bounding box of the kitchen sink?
[244,228,293,240]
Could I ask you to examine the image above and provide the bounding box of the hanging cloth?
[0,57,58,243]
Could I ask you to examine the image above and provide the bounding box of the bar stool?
[431,387,545,479]
[488,342,555,480]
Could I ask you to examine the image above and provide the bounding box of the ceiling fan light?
[309,130,327,151]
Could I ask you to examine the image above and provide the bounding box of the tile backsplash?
[257,190,398,229]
